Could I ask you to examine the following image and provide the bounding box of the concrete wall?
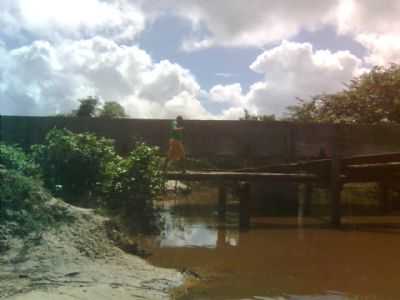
[2,116,400,162]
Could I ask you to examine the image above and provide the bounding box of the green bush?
[31,128,117,201]
[0,143,39,177]
[0,169,68,236]
[30,129,165,232]
[105,143,165,232]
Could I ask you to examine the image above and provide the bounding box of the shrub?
[0,143,39,177]
[31,129,165,232]
[0,169,69,237]
[31,128,117,202]
[105,143,165,232]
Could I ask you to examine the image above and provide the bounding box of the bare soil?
[0,199,183,300]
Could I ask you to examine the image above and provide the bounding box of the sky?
[0,0,399,119]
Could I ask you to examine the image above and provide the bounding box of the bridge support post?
[239,182,251,229]
[298,183,313,221]
[304,183,313,216]
[217,226,226,248]
[218,184,227,219]
[330,126,342,227]
[378,182,391,214]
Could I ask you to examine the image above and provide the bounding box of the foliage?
[0,143,39,177]
[99,101,127,119]
[30,129,164,232]
[104,143,165,233]
[65,97,128,118]
[0,169,69,237]
[287,64,400,124]
[76,96,99,117]
[240,109,276,121]
[31,128,117,201]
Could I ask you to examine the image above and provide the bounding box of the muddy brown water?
[140,189,400,300]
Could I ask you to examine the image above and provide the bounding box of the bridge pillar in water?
[304,183,313,216]
[329,126,343,227]
[378,182,391,214]
[239,182,251,229]
[298,183,313,218]
[218,184,227,219]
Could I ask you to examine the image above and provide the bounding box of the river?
[140,187,400,300]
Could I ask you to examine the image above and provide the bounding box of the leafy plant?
[99,101,127,118]
[240,109,276,121]
[76,96,99,117]
[105,142,165,233]
[0,143,39,177]
[287,64,400,124]
[31,128,117,202]
[0,169,69,237]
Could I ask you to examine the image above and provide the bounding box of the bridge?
[166,152,400,228]
[3,116,400,228]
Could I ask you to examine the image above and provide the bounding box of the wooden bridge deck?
[166,152,400,228]
[166,171,318,182]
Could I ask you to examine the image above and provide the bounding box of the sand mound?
[0,199,183,300]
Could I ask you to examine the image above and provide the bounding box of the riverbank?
[0,199,183,300]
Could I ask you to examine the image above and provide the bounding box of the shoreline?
[0,200,184,300]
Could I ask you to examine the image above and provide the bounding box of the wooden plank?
[344,162,400,182]
[166,171,318,182]
[225,152,400,175]
[230,159,330,174]
[346,162,400,172]
[345,152,400,165]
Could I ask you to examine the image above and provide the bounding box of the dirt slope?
[0,200,183,300]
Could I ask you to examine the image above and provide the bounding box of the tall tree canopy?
[287,64,400,124]
[99,101,127,119]
[240,109,276,121]
[67,98,127,118]
[76,96,99,117]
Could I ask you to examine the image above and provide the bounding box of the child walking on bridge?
[164,116,185,173]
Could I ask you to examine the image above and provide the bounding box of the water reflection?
[159,212,241,249]
[160,212,218,248]
[143,191,400,300]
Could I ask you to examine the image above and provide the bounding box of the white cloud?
[219,107,248,120]
[164,91,212,119]
[209,83,244,105]
[356,34,400,66]
[0,0,145,42]
[0,40,86,115]
[0,36,210,118]
[336,0,400,36]
[141,0,400,67]
[214,41,362,117]
[3,0,398,120]
[334,0,400,66]
[141,0,339,50]
[139,60,201,103]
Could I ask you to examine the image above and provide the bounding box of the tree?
[76,96,99,117]
[287,64,400,124]
[99,101,127,118]
[240,109,276,121]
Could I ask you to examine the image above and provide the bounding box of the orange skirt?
[167,139,185,161]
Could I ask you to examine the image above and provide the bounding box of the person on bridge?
[164,115,185,173]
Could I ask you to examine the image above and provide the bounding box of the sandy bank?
[0,200,183,300]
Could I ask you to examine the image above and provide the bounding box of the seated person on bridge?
[164,116,185,172]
